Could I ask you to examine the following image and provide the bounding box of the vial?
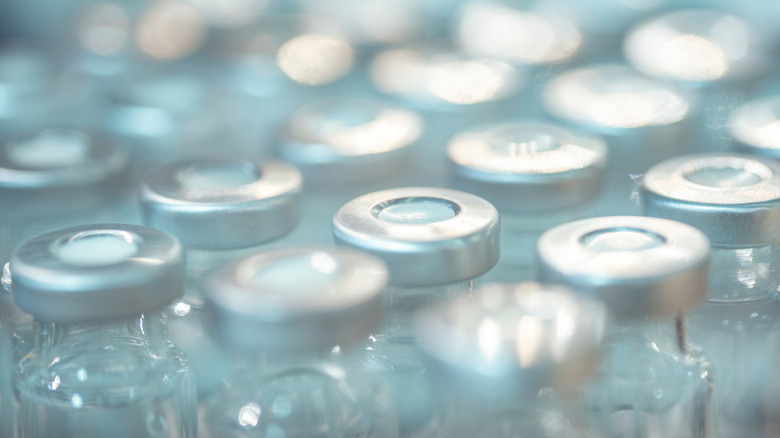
[414,282,608,438]
[332,187,500,436]
[542,63,696,215]
[202,247,398,438]
[447,121,607,282]
[537,216,713,437]
[642,153,780,434]
[12,224,196,438]
[730,95,780,158]
[0,47,61,135]
[140,157,302,398]
[277,98,422,246]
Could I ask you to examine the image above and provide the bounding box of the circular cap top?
[203,247,387,352]
[537,216,709,319]
[624,10,763,84]
[370,41,523,108]
[456,2,581,66]
[11,224,184,322]
[332,187,500,287]
[447,121,607,211]
[543,64,692,131]
[415,282,607,391]
[642,153,780,248]
[278,99,422,183]
[140,157,302,249]
[0,129,127,216]
[730,95,780,157]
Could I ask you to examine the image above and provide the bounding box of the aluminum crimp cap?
[140,157,302,250]
[447,121,607,211]
[278,98,422,184]
[536,216,709,319]
[642,153,780,248]
[11,224,184,322]
[415,282,607,396]
[203,247,388,352]
[730,95,780,158]
[332,187,500,287]
[0,129,128,217]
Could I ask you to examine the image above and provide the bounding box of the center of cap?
[581,228,666,252]
[55,230,138,267]
[307,106,376,137]
[177,161,259,190]
[252,252,340,296]
[490,128,560,156]
[684,165,763,188]
[373,197,459,224]
[8,130,90,168]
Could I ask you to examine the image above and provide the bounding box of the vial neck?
[609,314,688,355]
[708,244,780,303]
[231,345,345,373]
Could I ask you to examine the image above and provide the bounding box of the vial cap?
[542,64,692,132]
[278,99,422,184]
[642,153,780,248]
[415,282,607,394]
[624,10,763,84]
[332,187,500,287]
[730,95,780,158]
[140,158,302,249]
[536,216,709,319]
[447,122,607,211]
[11,224,184,322]
[203,247,387,352]
[0,129,128,217]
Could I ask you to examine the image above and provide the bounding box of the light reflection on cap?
[135,1,205,60]
[276,33,354,86]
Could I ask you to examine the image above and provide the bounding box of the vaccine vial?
[415,282,608,438]
[730,94,780,158]
[0,47,61,135]
[447,121,607,282]
[140,157,302,398]
[12,224,196,438]
[542,64,695,215]
[642,153,780,435]
[332,187,500,435]
[202,247,398,438]
[277,98,422,246]
[537,216,713,438]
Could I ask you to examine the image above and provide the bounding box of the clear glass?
[205,347,398,438]
[16,312,197,438]
[0,316,14,438]
[582,316,713,438]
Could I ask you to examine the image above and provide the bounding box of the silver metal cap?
[0,129,128,217]
[278,99,422,184]
[415,282,607,396]
[203,247,387,352]
[542,64,692,132]
[140,158,302,250]
[730,95,780,158]
[536,216,710,319]
[624,10,764,84]
[332,187,500,287]
[642,153,780,248]
[447,121,607,211]
[11,224,184,322]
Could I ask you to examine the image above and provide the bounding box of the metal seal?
[332,187,500,287]
[730,95,780,158]
[536,216,710,319]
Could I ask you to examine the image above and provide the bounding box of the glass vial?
[140,157,302,398]
[642,153,780,435]
[537,216,713,438]
[332,187,500,436]
[447,121,607,282]
[12,224,196,438]
[202,247,398,438]
[730,94,780,159]
[414,282,608,438]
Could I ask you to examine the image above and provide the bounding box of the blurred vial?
[542,63,696,214]
[0,317,11,438]
[415,282,608,438]
[332,187,500,436]
[277,98,422,246]
[447,121,607,282]
[537,216,713,437]
[730,95,780,158]
[202,247,398,438]
[642,153,780,435]
[140,157,302,398]
[12,224,196,438]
